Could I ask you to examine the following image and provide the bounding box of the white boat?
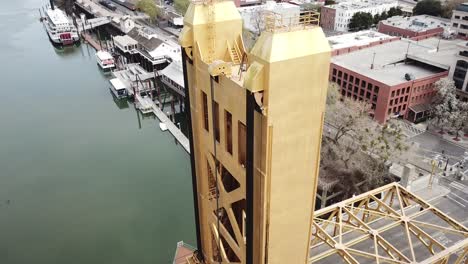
[159,122,168,131]
[42,7,80,46]
[96,51,115,72]
[109,78,128,99]
[136,96,154,114]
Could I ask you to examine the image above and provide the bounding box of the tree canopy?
[174,0,190,15]
[136,0,161,22]
[349,12,373,31]
[442,0,466,18]
[413,0,443,16]
[387,7,403,17]
[430,78,468,140]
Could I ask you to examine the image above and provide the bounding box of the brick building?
[330,37,464,123]
[378,15,450,40]
[320,0,397,32]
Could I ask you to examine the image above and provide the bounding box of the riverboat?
[42,7,79,46]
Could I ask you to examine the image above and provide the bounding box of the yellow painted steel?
[180,1,330,263]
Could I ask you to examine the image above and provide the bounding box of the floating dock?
[152,102,189,153]
[132,91,189,153]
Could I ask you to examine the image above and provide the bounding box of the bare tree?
[249,8,265,39]
[320,83,410,201]
[431,78,467,138]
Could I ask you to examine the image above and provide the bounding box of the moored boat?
[96,51,115,73]
[42,4,79,46]
[109,78,128,99]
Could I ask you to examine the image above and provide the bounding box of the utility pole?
[429,159,437,189]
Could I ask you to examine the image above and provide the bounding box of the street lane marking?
[446,195,466,208]
[450,192,468,204]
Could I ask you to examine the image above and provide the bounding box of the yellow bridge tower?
[179,1,329,263]
[178,1,468,264]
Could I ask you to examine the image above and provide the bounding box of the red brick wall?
[320,6,336,31]
[377,22,444,39]
[329,63,448,123]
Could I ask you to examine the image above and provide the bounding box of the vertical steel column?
[182,48,203,259]
[246,91,255,264]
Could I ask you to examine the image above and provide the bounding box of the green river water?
[0,1,195,263]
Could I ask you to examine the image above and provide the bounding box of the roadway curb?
[426,131,468,150]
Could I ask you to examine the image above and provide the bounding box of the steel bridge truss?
[309,183,468,264]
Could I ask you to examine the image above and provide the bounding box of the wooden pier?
[132,93,190,153]
[151,100,190,153]
[81,32,101,51]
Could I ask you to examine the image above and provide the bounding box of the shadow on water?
[110,91,129,110]
[52,42,81,56]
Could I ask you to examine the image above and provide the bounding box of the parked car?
[99,0,117,11]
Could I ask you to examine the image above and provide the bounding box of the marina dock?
[81,32,101,51]
[152,101,190,153]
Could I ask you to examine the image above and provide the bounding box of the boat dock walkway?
[77,17,111,31]
[81,32,101,51]
[152,101,190,153]
[133,93,190,153]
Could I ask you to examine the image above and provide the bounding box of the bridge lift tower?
[177,1,468,264]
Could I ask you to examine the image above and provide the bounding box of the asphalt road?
[410,132,467,165]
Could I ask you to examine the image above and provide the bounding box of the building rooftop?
[127,27,164,51]
[327,0,397,11]
[113,35,138,47]
[332,37,464,86]
[160,61,184,88]
[46,8,70,25]
[327,30,395,50]
[96,50,113,60]
[455,2,468,12]
[380,15,451,32]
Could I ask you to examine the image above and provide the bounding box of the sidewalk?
[427,129,468,149]
[408,174,450,202]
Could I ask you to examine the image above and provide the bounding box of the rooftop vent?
[405,73,415,81]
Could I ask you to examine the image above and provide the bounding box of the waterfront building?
[113,35,139,64]
[179,1,329,262]
[330,37,465,123]
[378,15,452,40]
[113,27,181,73]
[320,0,398,32]
[451,2,468,39]
[159,60,185,97]
[126,27,180,72]
[119,16,135,33]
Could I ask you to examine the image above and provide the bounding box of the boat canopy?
[96,51,114,61]
[109,78,127,90]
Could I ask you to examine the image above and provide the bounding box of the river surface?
[0,1,195,263]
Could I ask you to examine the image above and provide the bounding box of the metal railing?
[264,10,320,33]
